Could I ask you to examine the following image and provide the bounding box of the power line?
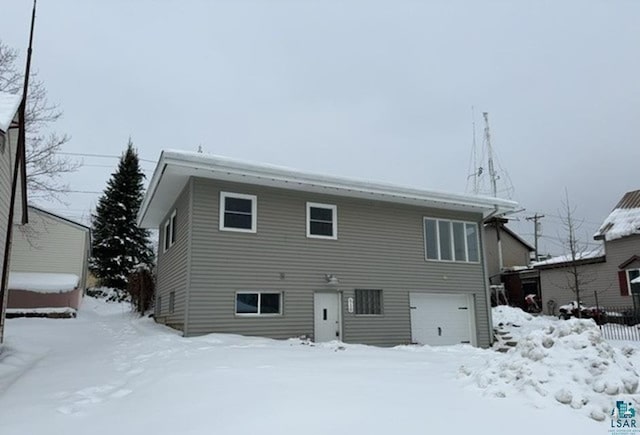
[57,151,157,164]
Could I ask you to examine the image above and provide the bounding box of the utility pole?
[526,214,545,262]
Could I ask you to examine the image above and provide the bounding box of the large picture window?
[235,292,282,315]
[220,192,257,233]
[306,202,337,239]
[424,218,479,263]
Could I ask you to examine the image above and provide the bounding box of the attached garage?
[409,293,476,346]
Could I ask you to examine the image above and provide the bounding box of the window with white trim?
[235,292,282,315]
[306,202,337,239]
[424,218,479,263]
[169,291,175,314]
[628,269,640,294]
[220,192,257,233]
[355,289,383,315]
[163,209,177,252]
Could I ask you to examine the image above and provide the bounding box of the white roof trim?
[138,150,519,228]
[0,92,22,133]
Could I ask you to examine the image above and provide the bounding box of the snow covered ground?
[0,300,633,435]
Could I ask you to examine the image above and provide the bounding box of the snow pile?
[493,305,534,326]
[464,317,640,421]
[8,273,79,293]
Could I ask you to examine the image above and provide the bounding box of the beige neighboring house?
[7,206,91,314]
[0,91,27,341]
[534,190,640,313]
[484,217,534,282]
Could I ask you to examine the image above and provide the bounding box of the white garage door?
[409,293,475,346]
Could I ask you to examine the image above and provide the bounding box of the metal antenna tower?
[483,112,498,197]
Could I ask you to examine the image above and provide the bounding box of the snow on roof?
[139,150,519,228]
[532,246,605,268]
[8,272,80,293]
[594,190,640,241]
[0,91,22,133]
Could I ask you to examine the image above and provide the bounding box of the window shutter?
[619,270,629,296]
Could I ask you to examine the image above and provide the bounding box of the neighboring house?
[7,205,91,312]
[534,190,640,313]
[483,217,536,308]
[484,218,534,282]
[0,91,27,342]
[138,151,517,347]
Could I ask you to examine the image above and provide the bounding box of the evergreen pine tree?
[90,140,154,294]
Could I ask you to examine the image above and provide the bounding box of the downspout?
[481,206,500,346]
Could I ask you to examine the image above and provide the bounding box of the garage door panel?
[409,293,474,346]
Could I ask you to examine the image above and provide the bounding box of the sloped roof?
[138,150,519,228]
[28,205,90,232]
[0,92,22,133]
[532,245,606,269]
[594,190,640,241]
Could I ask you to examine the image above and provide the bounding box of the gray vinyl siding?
[186,177,491,347]
[539,234,640,312]
[0,124,18,341]
[155,182,191,330]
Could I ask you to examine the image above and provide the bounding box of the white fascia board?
[138,150,519,228]
[0,92,22,133]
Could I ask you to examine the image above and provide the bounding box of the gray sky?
[4,0,640,256]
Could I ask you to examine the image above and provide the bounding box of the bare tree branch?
[0,39,80,202]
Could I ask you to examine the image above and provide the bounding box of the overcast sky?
[4,1,640,256]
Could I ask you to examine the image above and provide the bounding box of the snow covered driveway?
[0,300,614,434]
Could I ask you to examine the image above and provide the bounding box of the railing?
[596,307,640,341]
[557,300,640,341]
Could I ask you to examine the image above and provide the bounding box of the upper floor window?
[424,218,479,263]
[163,210,177,252]
[306,202,337,239]
[220,192,257,233]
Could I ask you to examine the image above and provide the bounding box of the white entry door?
[409,293,475,346]
[314,292,341,342]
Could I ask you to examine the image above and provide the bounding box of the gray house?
[535,190,640,312]
[138,151,517,347]
[0,91,28,342]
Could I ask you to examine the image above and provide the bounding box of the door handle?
[437,327,442,336]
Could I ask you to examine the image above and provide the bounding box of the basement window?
[355,289,383,315]
[220,192,257,233]
[235,292,282,316]
[169,291,175,314]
